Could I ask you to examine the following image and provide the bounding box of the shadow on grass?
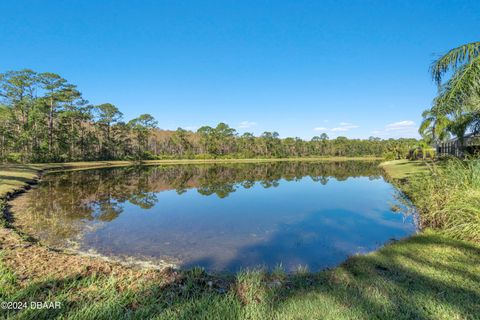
[3,231,479,319]
[2,268,240,320]
[264,234,480,319]
[0,175,37,184]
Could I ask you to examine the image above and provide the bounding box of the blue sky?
[1,1,479,139]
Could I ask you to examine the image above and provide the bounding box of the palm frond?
[419,116,433,136]
[431,41,480,85]
[434,56,480,114]
[419,107,453,144]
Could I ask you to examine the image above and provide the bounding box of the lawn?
[379,159,429,180]
[1,159,479,319]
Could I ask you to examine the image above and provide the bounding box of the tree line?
[0,69,418,163]
[0,69,158,162]
[158,126,417,160]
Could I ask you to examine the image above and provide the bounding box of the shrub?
[6,153,22,163]
[383,151,396,160]
[194,154,216,160]
[406,159,480,242]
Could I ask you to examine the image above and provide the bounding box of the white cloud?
[385,120,416,131]
[371,120,418,138]
[313,122,359,132]
[331,124,359,132]
[238,121,257,129]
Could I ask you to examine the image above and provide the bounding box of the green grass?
[1,159,480,319]
[399,159,480,243]
[1,230,479,319]
[379,159,429,180]
[382,159,480,243]
[0,165,41,198]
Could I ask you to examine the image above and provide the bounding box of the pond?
[10,161,416,272]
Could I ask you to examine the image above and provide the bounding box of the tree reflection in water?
[11,161,382,247]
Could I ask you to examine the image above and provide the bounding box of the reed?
[406,158,480,242]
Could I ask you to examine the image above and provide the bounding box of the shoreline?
[0,157,428,274]
[0,156,385,271]
[1,159,479,319]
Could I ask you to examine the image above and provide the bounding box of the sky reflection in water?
[11,161,416,272]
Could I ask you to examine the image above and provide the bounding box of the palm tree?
[419,108,451,144]
[421,42,480,146]
[413,140,435,160]
[431,41,480,112]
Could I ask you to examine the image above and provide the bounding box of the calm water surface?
[11,161,416,272]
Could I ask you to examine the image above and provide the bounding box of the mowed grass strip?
[1,230,479,319]
[380,159,429,180]
[1,159,479,319]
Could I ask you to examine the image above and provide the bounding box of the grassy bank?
[2,229,478,319]
[380,159,428,180]
[382,159,480,243]
[1,159,479,319]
